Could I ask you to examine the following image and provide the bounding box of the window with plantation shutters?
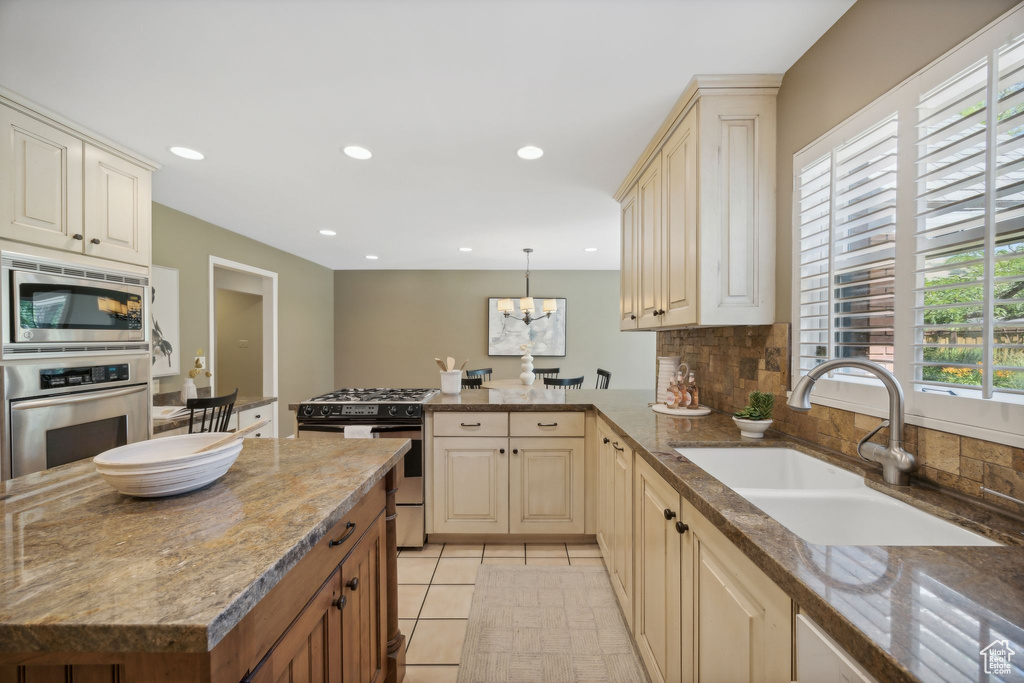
[792,6,1024,446]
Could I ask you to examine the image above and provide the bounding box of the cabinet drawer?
[238,403,276,438]
[510,411,585,437]
[434,412,508,436]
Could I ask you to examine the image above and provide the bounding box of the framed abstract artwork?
[487,297,566,356]
[150,265,181,377]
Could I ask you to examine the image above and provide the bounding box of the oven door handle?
[12,384,148,410]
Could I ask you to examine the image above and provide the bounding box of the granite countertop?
[153,395,277,434]
[427,388,1024,683]
[0,437,410,654]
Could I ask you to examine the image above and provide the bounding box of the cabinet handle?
[664,508,676,520]
[602,437,610,444]
[676,521,689,534]
[346,577,359,591]
[537,422,558,427]
[499,448,505,454]
[255,414,261,419]
[460,422,481,427]
[612,442,624,452]
[512,448,519,455]
[333,595,347,610]
[255,433,261,437]
[72,233,84,240]
[631,314,636,320]
[328,521,356,547]
[90,238,101,245]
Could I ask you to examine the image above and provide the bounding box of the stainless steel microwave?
[2,254,148,351]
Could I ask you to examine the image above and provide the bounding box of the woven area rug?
[457,564,648,683]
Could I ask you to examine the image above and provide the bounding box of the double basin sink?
[675,447,1000,547]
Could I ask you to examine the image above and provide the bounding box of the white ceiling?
[0,0,852,270]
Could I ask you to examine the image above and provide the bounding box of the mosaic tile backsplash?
[657,323,1024,515]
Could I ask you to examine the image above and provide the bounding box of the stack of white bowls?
[94,433,244,498]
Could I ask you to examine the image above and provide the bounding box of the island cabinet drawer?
[434,412,508,437]
[510,411,585,437]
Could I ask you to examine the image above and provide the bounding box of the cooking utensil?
[447,356,455,371]
[435,358,448,371]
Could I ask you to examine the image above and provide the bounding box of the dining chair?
[187,389,238,433]
[465,368,493,382]
[544,376,584,389]
[596,368,612,389]
[533,368,560,379]
[462,376,483,388]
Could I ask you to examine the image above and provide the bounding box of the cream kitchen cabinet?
[509,436,585,534]
[795,614,876,683]
[608,435,634,629]
[0,94,156,267]
[433,436,510,533]
[238,401,278,438]
[596,422,615,555]
[616,75,779,329]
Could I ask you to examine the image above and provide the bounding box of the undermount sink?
[675,447,1000,547]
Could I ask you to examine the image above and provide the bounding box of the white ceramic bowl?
[94,434,243,497]
[732,417,774,439]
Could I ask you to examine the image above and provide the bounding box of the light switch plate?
[196,356,206,369]
[238,339,249,348]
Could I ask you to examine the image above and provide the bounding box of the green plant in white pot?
[733,391,775,438]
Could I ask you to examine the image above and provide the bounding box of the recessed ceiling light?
[459,247,473,252]
[343,146,373,160]
[584,247,598,252]
[318,229,337,236]
[365,254,379,260]
[517,145,544,160]
[169,146,204,160]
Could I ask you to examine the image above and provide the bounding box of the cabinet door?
[610,438,634,630]
[619,185,639,330]
[595,424,615,558]
[0,106,84,251]
[238,402,277,438]
[509,437,584,534]
[660,107,698,327]
[433,437,509,533]
[683,500,791,683]
[636,158,662,329]
[247,567,343,683]
[633,457,682,683]
[795,614,876,683]
[341,511,388,683]
[84,144,151,266]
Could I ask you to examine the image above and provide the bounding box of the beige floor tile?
[400,543,443,558]
[527,557,570,566]
[432,558,481,584]
[405,620,468,665]
[399,619,417,643]
[567,543,602,557]
[398,584,429,618]
[482,557,525,565]
[420,584,476,619]
[570,557,605,566]
[526,543,567,557]
[483,543,525,557]
[440,543,484,558]
[404,665,460,683]
[398,557,439,584]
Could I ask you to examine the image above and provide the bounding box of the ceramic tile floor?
[398,541,604,682]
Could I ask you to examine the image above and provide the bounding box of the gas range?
[297,388,439,421]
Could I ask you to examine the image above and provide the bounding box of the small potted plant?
[733,391,774,438]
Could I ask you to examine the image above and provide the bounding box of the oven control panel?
[299,403,423,419]
[40,364,130,390]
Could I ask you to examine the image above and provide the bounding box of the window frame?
[790,5,1024,449]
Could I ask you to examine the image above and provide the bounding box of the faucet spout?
[787,359,915,486]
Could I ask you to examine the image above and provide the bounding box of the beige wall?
[215,289,263,398]
[775,0,1019,321]
[152,203,335,434]
[334,270,655,389]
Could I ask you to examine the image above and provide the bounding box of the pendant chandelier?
[497,248,557,325]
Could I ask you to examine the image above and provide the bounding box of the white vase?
[733,417,773,438]
[180,377,198,403]
[520,349,535,385]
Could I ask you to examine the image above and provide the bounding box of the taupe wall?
[215,289,263,398]
[334,270,655,389]
[152,203,335,434]
[774,0,1019,321]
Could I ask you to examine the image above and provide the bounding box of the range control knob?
[406,406,417,416]
[301,405,314,417]
[320,405,331,416]
[388,406,399,416]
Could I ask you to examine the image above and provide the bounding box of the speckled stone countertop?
[153,395,277,434]
[0,437,410,654]
[427,389,1024,683]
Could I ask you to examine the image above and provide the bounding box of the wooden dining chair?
[596,369,612,389]
[465,368,493,382]
[533,368,560,379]
[462,376,483,388]
[544,376,584,389]
[187,389,238,433]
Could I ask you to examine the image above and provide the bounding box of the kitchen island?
[0,437,411,682]
[426,388,1024,683]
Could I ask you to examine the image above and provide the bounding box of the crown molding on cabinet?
[613,73,781,202]
[0,85,161,172]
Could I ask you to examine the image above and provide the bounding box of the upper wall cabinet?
[617,75,779,330]
[0,91,158,268]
